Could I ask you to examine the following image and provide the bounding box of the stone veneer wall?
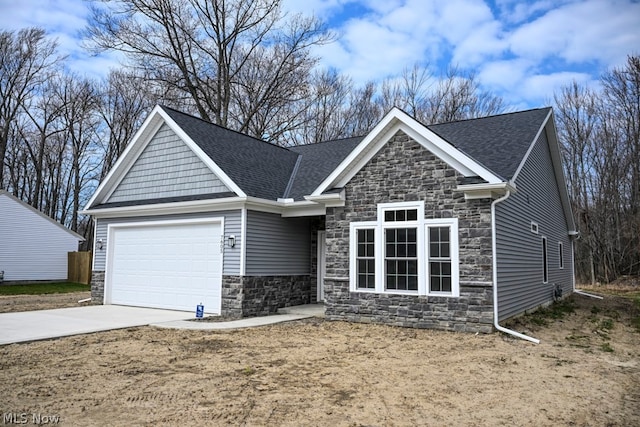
[324,130,495,333]
[222,275,312,318]
[90,271,105,304]
[91,270,310,318]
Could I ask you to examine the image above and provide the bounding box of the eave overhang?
[456,182,517,200]
[304,189,346,207]
[81,196,328,219]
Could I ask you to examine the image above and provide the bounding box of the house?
[0,190,84,282]
[81,105,577,337]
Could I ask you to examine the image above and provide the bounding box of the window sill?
[351,288,459,298]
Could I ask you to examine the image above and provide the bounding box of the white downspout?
[491,190,540,344]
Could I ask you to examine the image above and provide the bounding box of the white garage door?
[106,220,222,314]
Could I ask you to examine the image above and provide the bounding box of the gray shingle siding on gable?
[93,210,242,276]
[107,123,230,203]
[495,130,574,321]
[161,107,299,200]
[244,210,311,275]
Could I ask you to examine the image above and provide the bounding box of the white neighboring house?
[0,190,83,281]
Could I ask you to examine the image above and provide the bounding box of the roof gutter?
[304,189,346,207]
[457,182,516,200]
[491,189,540,344]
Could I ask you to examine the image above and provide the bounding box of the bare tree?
[0,28,59,187]
[56,75,101,233]
[422,67,504,123]
[289,68,354,145]
[97,70,154,179]
[599,55,640,279]
[554,82,601,283]
[375,65,504,125]
[85,0,333,142]
[343,82,382,136]
[19,74,68,210]
[555,55,640,283]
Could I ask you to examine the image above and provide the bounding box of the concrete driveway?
[0,305,192,345]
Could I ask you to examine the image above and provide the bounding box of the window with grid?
[384,208,418,222]
[349,202,459,297]
[356,228,376,289]
[384,227,418,291]
[428,226,452,293]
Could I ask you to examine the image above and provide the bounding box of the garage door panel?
[107,221,222,314]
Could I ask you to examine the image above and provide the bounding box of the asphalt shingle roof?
[160,106,551,201]
[428,107,551,180]
[161,106,299,200]
[287,136,364,200]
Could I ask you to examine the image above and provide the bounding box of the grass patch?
[241,366,256,376]
[600,342,614,353]
[0,282,89,296]
[505,298,577,329]
[598,318,614,331]
[525,299,576,326]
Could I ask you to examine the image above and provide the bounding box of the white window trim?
[349,221,378,293]
[349,201,459,297]
[426,218,460,297]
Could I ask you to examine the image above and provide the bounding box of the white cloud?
[478,58,533,91]
[0,0,119,79]
[318,18,433,82]
[432,0,495,45]
[281,0,345,18]
[494,0,566,25]
[2,0,639,108]
[508,0,640,66]
[64,51,124,79]
[520,71,594,103]
[451,20,506,66]
[0,0,88,33]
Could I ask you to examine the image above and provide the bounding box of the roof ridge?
[313,135,366,145]
[159,105,295,154]
[427,107,552,127]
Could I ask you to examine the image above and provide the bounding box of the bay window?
[350,201,459,297]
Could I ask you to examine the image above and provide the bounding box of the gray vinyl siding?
[495,130,574,321]
[107,123,229,203]
[0,193,81,281]
[245,211,311,275]
[93,210,241,276]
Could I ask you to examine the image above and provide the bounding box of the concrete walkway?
[0,305,193,345]
[0,304,325,345]
[152,304,325,330]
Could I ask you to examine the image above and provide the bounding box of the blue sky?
[1,0,639,110]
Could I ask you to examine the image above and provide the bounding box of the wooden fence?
[68,251,92,285]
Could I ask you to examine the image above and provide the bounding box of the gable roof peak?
[158,105,295,155]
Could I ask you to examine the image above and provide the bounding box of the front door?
[317,231,326,302]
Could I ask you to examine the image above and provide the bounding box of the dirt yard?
[0,291,91,313]
[0,292,638,426]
